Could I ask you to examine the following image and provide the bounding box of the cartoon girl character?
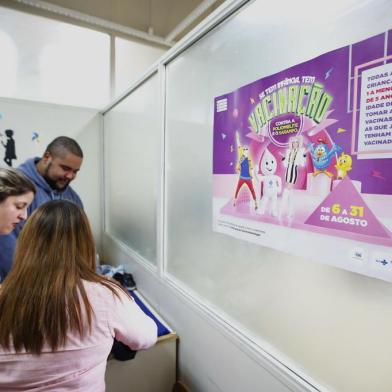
[233,132,257,210]
[280,135,306,218]
[1,129,17,167]
[254,147,281,216]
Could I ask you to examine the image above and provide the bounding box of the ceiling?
[2,0,226,46]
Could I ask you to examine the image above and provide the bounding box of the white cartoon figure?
[280,135,307,218]
[254,148,281,216]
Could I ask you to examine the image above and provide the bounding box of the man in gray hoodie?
[0,136,83,280]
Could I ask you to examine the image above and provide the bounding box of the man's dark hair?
[45,136,83,159]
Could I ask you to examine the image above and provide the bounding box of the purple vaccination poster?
[213,30,392,282]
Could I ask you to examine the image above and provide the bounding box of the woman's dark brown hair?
[0,200,121,354]
[0,167,36,203]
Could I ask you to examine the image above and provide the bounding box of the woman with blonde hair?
[0,200,157,391]
[0,167,35,280]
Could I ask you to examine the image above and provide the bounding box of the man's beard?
[43,163,68,191]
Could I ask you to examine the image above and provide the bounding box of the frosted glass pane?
[115,37,166,98]
[165,1,392,391]
[0,6,110,108]
[104,74,159,265]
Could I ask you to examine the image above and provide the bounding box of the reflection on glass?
[0,6,110,108]
[104,74,160,265]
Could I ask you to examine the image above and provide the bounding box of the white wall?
[0,97,102,249]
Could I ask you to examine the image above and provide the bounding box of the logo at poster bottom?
[268,114,303,147]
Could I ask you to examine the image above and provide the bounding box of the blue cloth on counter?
[97,265,170,336]
[129,291,171,337]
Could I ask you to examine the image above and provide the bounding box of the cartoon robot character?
[1,129,17,167]
[233,132,258,210]
[307,138,342,177]
[280,135,306,218]
[335,152,352,179]
[254,147,281,216]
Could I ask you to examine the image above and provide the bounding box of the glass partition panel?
[114,37,166,98]
[104,73,160,264]
[165,1,392,390]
